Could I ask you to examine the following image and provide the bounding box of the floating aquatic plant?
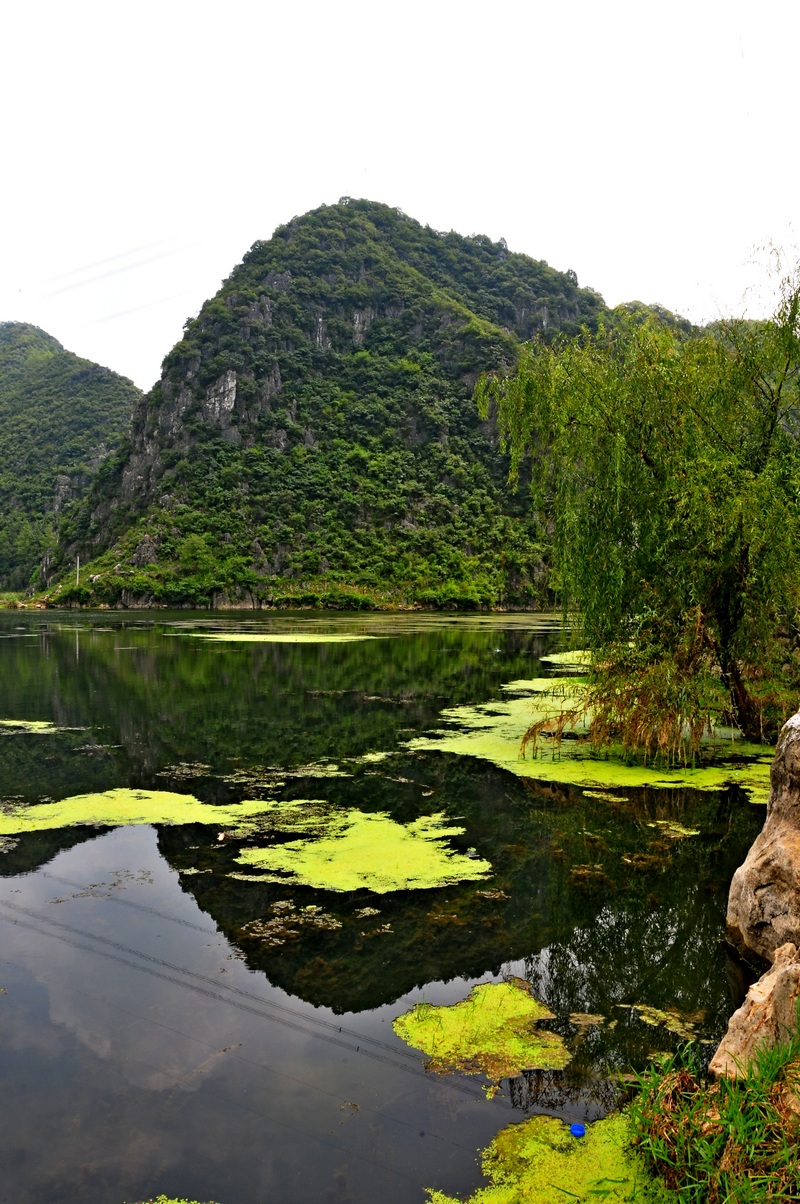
[0,788,281,836]
[569,1013,606,1027]
[0,789,491,894]
[426,1112,670,1203]
[646,819,700,839]
[188,632,379,643]
[393,978,570,1081]
[617,1002,705,1041]
[0,719,62,734]
[408,679,773,802]
[539,648,592,672]
[233,804,491,893]
[583,789,631,803]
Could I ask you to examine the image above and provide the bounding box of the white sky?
[2,0,798,391]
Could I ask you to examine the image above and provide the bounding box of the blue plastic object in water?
[569,1123,586,1138]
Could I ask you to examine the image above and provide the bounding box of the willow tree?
[477,282,800,753]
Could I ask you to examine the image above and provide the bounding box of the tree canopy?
[477,277,800,749]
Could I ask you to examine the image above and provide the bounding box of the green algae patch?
[539,648,592,671]
[3,789,492,892]
[584,789,631,803]
[392,979,569,1080]
[134,1197,220,1204]
[427,1112,670,1204]
[233,802,492,893]
[0,719,61,734]
[0,788,297,837]
[408,679,773,801]
[189,632,379,644]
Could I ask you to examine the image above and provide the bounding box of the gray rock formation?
[726,713,800,965]
[709,941,800,1078]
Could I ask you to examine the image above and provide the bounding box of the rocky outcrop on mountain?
[726,713,800,966]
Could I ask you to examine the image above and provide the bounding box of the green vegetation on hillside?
[0,322,139,590]
[478,277,800,745]
[48,200,608,608]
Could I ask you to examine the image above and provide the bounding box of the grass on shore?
[628,1036,800,1202]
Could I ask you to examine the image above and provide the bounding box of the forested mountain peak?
[0,322,64,372]
[0,325,140,590]
[50,200,610,609]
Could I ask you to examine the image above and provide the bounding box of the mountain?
[0,323,141,591]
[49,199,609,608]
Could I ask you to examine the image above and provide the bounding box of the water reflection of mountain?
[0,614,763,1064]
[161,761,760,1035]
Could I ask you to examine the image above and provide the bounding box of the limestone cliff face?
[726,713,800,966]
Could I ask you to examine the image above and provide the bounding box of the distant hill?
[0,323,140,590]
[50,199,610,608]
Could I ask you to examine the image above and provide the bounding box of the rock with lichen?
[709,941,800,1078]
[726,713,800,965]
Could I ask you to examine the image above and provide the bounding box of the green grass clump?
[628,1040,800,1201]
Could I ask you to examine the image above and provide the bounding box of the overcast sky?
[2,0,798,391]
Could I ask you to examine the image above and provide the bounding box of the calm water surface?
[0,612,762,1203]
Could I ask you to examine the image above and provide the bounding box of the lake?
[0,612,762,1203]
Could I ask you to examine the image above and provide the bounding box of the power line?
[15,962,479,1158]
[43,243,200,298]
[0,896,485,1101]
